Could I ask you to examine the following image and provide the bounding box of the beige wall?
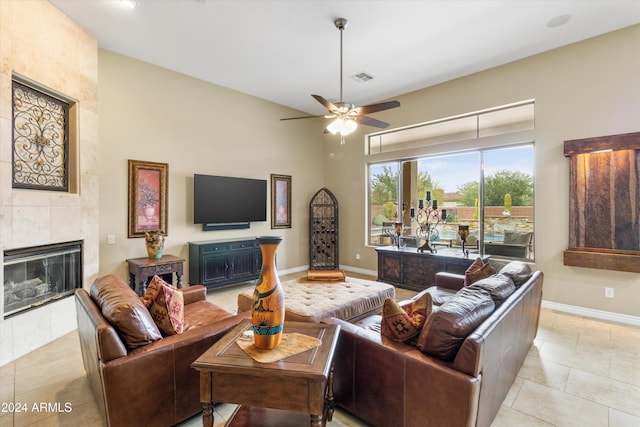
[98,50,326,282]
[0,0,99,364]
[326,25,640,320]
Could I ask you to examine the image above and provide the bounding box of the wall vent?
[351,72,374,83]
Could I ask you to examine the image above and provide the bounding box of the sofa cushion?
[463,257,496,286]
[90,274,162,349]
[498,261,532,286]
[466,273,515,302]
[149,282,185,335]
[416,287,495,361]
[380,293,432,343]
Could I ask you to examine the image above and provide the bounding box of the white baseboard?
[542,300,640,327]
[278,265,309,276]
[340,265,377,277]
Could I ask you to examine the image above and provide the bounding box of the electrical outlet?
[355,253,361,260]
[604,287,614,298]
[107,234,116,245]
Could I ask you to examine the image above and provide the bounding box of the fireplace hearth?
[3,241,83,318]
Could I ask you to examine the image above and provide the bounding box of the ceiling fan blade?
[280,115,323,121]
[354,100,401,115]
[355,115,390,129]
[312,94,338,112]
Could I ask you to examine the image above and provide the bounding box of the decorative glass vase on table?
[251,236,285,349]
[144,230,165,259]
[458,225,470,258]
[394,222,403,249]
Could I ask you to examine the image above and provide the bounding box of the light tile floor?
[1,273,639,426]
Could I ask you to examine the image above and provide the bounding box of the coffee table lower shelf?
[225,405,329,427]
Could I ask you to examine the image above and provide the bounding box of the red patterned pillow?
[149,282,185,335]
[380,293,433,344]
[464,258,495,286]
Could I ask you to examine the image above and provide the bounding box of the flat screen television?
[193,174,267,225]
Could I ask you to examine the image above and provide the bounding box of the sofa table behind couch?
[376,246,488,291]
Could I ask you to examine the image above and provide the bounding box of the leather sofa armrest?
[181,285,207,305]
[396,287,436,306]
[323,317,383,343]
[435,271,465,290]
[75,289,128,363]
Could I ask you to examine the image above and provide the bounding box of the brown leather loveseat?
[324,261,543,427]
[75,274,248,426]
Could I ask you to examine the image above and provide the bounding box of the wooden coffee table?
[192,319,340,427]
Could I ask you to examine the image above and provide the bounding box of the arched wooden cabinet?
[309,188,339,270]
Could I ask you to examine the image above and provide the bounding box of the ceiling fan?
[281,18,400,143]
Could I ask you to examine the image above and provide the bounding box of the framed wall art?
[128,160,168,238]
[271,174,291,229]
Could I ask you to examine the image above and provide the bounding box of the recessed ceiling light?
[120,0,138,9]
[547,15,571,28]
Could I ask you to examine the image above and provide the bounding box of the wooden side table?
[192,319,340,427]
[126,254,185,295]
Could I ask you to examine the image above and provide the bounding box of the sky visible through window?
[370,145,533,194]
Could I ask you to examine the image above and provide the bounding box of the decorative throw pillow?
[464,258,496,286]
[140,275,166,308]
[149,283,185,335]
[380,293,433,344]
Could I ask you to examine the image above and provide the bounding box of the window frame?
[366,137,535,261]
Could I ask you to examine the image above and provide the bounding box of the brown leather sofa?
[324,262,543,427]
[75,274,248,427]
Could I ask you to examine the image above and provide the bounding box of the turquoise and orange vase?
[251,236,285,349]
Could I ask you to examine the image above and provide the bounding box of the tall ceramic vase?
[252,236,285,349]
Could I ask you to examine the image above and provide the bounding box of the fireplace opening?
[3,240,83,318]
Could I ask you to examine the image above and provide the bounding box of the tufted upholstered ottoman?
[237,276,395,323]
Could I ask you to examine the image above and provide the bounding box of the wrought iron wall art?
[12,79,70,191]
[309,188,339,270]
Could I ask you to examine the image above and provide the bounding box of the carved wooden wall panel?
[564,131,640,272]
[569,149,639,250]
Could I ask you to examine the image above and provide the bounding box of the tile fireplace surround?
[0,0,100,365]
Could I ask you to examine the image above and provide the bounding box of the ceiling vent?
[351,72,374,83]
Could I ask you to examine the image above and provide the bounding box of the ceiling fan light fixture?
[327,117,357,136]
[279,18,399,138]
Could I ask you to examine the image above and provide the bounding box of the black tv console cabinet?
[376,246,488,291]
[188,238,262,289]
